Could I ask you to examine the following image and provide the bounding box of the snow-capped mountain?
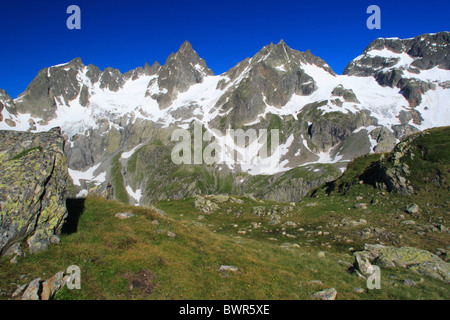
[1,32,448,204]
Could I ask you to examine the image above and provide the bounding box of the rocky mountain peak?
[214,40,331,127]
[0,89,17,124]
[99,67,125,92]
[343,32,449,107]
[178,40,194,53]
[407,32,450,70]
[13,58,88,122]
[145,41,214,109]
[170,41,214,75]
[145,61,161,75]
[250,40,335,77]
[345,32,449,76]
[65,57,85,70]
[252,39,294,65]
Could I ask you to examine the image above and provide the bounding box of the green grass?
[400,127,450,190]
[1,192,448,300]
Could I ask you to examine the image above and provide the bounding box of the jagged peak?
[364,31,450,54]
[148,60,161,69]
[168,41,198,61]
[178,41,206,64]
[179,40,193,52]
[0,88,12,99]
[50,57,85,71]
[162,41,214,76]
[250,40,335,75]
[102,66,123,75]
[68,57,84,66]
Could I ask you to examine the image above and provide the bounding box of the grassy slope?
[0,193,448,300]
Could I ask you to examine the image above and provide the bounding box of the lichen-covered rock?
[0,127,68,257]
[353,244,450,283]
[194,195,220,214]
[353,251,373,277]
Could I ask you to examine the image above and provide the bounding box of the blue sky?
[0,0,449,98]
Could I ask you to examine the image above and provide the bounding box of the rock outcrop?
[13,269,73,300]
[353,244,450,283]
[0,127,68,257]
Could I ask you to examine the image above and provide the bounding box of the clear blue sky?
[0,0,448,98]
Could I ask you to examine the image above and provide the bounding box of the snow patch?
[121,143,144,159]
[68,163,105,186]
[126,185,142,203]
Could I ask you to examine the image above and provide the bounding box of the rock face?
[215,40,334,127]
[371,134,418,195]
[0,127,68,256]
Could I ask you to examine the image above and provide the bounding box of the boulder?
[0,128,68,257]
[21,278,41,300]
[353,252,373,277]
[41,271,66,300]
[406,204,420,216]
[268,214,281,226]
[353,244,450,283]
[341,217,367,227]
[15,270,70,300]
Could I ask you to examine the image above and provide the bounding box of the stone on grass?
[21,278,41,300]
[41,271,66,300]
[403,279,417,287]
[219,265,238,272]
[354,287,365,293]
[115,212,135,220]
[167,231,177,238]
[406,204,420,215]
[311,288,337,300]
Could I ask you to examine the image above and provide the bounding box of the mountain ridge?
[0,32,448,204]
